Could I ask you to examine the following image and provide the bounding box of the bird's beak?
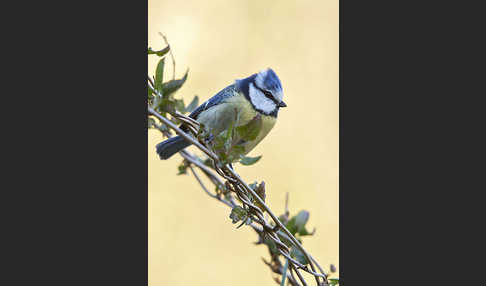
[278,101,287,108]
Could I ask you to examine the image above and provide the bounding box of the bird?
[156,68,286,160]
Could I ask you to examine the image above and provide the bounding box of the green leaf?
[148,117,156,129]
[174,99,185,112]
[224,120,234,150]
[297,227,315,236]
[177,161,188,175]
[154,58,165,94]
[159,98,175,114]
[148,46,170,57]
[264,236,279,255]
[252,181,266,212]
[239,155,261,165]
[227,145,245,163]
[277,232,293,248]
[213,132,228,153]
[285,218,298,235]
[148,85,154,100]
[185,96,199,113]
[290,246,309,265]
[155,123,170,135]
[286,210,314,236]
[236,114,262,141]
[202,157,213,168]
[152,92,162,110]
[295,210,310,232]
[236,216,252,229]
[255,181,266,202]
[278,214,289,225]
[213,118,238,163]
[162,69,189,97]
[229,206,247,224]
[329,278,339,286]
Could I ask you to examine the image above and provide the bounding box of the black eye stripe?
[262,90,273,99]
[255,85,278,103]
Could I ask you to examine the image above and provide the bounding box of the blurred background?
[148,0,338,285]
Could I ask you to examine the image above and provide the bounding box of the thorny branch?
[148,106,330,286]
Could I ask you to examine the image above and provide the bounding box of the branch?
[148,106,329,285]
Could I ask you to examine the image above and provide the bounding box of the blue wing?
[188,84,237,120]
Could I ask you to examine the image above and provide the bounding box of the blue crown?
[262,68,283,92]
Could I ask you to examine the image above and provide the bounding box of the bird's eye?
[261,89,273,100]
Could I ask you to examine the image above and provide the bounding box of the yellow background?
[148,0,338,285]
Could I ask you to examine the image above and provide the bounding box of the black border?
[341,1,484,284]
[6,1,148,284]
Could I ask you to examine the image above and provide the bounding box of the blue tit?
[156,68,286,160]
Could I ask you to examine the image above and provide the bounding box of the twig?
[289,266,301,286]
[188,165,233,208]
[285,192,290,217]
[147,75,155,89]
[225,167,326,284]
[158,32,176,80]
[280,259,289,286]
[290,263,308,286]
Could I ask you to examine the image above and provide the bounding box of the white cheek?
[249,83,276,113]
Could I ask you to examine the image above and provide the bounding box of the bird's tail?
[156,136,191,160]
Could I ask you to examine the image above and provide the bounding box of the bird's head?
[236,68,286,116]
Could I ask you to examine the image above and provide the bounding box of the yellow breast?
[225,95,277,155]
[196,93,277,155]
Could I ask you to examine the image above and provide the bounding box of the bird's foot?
[204,133,215,145]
